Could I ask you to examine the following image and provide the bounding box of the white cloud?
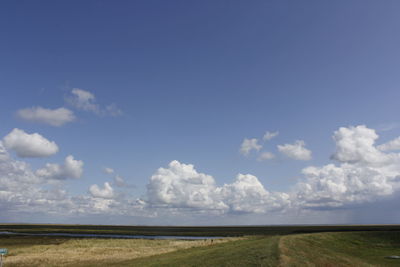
[3,128,59,158]
[331,125,386,164]
[294,163,395,209]
[278,140,312,160]
[0,142,77,214]
[66,88,122,116]
[377,136,400,151]
[258,152,275,161]
[293,125,400,210]
[240,138,262,156]
[263,131,279,141]
[0,141,145,217]
[103,167,115,174]
[220,174,290,213]
[3,124,400,222]
[36,155,84,180]
[17,106,75,126]
[67,88,100,113]
[0,141,42,188]
[89,182,114,199]
[147,160,225,210]
[146,160,290,213]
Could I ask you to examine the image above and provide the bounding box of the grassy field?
[1,225,400,266]
[0,236,239,266]
[107,235,280,267]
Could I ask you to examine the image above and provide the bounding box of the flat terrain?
[2,223,400,236]
[109,235,280,267]
[0,236,239,266]
[1,224,400,266]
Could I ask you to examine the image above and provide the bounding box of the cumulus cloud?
[16,106,75,126]
[331,125,386,164]
[89,182,114,199]
[293,125,400,209]
[3,124,400,222]
[220,174,290,213]
[240,138,262,156]
[377,136,400,151]
[294,163,395,209]
[147,160,225,210]
[0,142,79,214]
[66,88,122,116]
[3,128,59,158]
[0,140,144,218]
[263,131,279,141]
[36,155,83,180]
[146,160,290,213]
[0,141,42,188]
[278,140,312,160]
[258,152,275,161]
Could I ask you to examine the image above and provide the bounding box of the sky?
[1,0,400,225]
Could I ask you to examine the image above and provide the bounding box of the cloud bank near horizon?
[1,125,400,223]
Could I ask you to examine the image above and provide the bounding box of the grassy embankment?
[280,231,400,266]
[107,235,280,267]
[99,231,400,266]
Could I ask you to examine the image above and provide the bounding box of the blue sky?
[1,0,400,225]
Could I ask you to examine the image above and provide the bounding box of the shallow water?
[0,231,223,240]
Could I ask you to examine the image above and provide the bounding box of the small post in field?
[0,248,8,267]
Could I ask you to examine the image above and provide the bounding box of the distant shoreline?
[1,223,400,237]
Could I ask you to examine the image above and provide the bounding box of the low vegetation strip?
[2,224,400,237]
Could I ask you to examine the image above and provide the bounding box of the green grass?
[104,236,280,267]
[0,236,235,267]
[2,224,400,266]
[280,231,400,266]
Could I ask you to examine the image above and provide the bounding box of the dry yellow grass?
[2,237,238,267]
